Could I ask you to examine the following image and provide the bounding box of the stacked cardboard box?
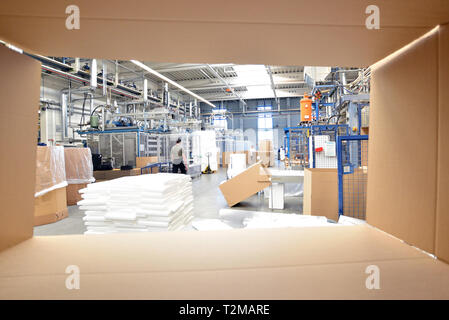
[78,173,194,234]
[34,146,68,226]
[64,147,95,206]
[258,140,275,167]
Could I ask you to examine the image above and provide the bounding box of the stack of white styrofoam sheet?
[78,173,194,234]
[219,209,338,229]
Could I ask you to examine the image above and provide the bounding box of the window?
[257,105,273,144]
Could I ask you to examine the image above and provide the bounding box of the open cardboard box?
[0,1,449,299]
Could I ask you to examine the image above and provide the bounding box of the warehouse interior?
[0,1,448,300]
[32,55,369,235]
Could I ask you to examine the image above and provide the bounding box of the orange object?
[300,94,313,122]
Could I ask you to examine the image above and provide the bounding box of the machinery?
[300,94,313,123]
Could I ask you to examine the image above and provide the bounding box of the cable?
[79,93,88,127]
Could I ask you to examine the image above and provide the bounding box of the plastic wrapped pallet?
[78,173,194,234]
[35,146,67,197]
[34,146,68,225]
[64,147,95,184]
[64,148,95,206]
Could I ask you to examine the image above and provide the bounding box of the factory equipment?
[300,94,313,122]
[284,125,349,169]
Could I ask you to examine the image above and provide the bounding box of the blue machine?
[284,124,349,169]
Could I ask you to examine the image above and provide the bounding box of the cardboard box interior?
[1,225,449,299]
[0,2,449,298]
[0,46,39,252]
[1,1,448,66]
[366,26,449,262]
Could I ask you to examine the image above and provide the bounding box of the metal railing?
[337,135,368,219]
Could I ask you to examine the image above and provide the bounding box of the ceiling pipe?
[130,60,216,109]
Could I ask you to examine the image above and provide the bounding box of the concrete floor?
[34,168,303,236]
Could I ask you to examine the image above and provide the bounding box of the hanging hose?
[79,93,88,127]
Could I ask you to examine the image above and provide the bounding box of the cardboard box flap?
[367,27,439,255]
[0,45,40,252]
[436,24,449,263]
[1,1,448,67]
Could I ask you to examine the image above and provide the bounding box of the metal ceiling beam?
[266,65,280,111]
[130,60,216,108]
[206,64,247,107]
[200,89,308,102]
[151,63,234,73]
[171,79,306,92]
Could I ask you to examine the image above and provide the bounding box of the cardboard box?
[258,140,275,167]
[136,156,158,168]
[66,183,87,206]
[1,2,449,299]
[93,168,141,181]
[303,168,339,222]
[34,187,68,226]
[219,162,271,207]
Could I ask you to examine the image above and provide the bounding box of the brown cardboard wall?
[1,1,448,67]
[436,24,449,263]
[0,46,40,251]
[366,29,439,254]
